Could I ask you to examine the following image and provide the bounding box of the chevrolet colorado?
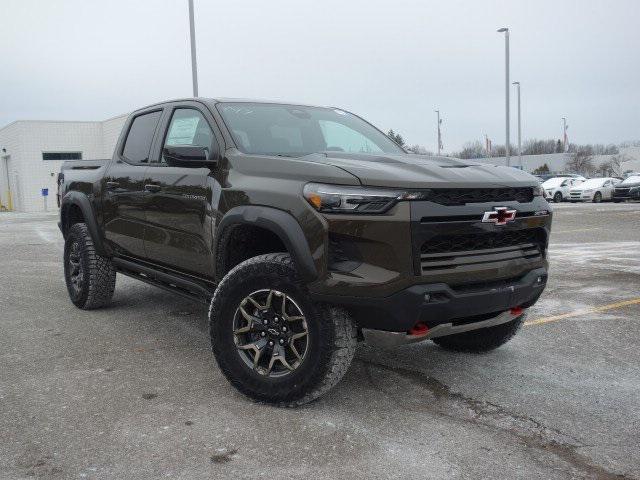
[58,98,551,405]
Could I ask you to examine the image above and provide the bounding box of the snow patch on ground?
[548,242,640,275]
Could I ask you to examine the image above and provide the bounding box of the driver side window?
[162,109,216,163]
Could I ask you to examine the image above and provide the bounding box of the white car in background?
[568,177,621,203]
[542,176,585,203]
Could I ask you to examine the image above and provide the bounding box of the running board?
[112,257,215,305]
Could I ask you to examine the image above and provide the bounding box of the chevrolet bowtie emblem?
[481,206,517,225]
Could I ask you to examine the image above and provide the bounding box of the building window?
[42,152,83,161]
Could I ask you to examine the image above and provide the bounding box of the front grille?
[421,229,541,255]
[426,187,533,206]
[614,188,630,196]
[419,229,544,274]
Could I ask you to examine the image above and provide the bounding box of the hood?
[303,152,539,189]
[618,182,640,188]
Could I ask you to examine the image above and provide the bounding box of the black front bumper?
[314,267,547,332]
[613,188,640,200]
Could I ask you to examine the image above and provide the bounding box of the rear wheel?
[593,192,602,203]
[432,313,526,353]
[63,223,116,309]
[553,192,563,203]
[209,253,357,406]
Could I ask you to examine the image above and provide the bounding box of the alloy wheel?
[232,289,309,378]
[68,241,84,295]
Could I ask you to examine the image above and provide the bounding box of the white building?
[470,149,640,176]
[0,114,127,212]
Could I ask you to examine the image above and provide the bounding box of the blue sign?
[41,188,49,196]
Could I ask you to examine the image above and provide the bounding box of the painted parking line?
[525,298,640,326]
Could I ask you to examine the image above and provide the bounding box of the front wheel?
[553,192,563,203]
[432,313,526,353]
[593,192,602,203]
[209,253,357,406]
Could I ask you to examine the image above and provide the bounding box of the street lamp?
[435,110,442,155]
[497,27,510,166]
[188,0,199,97]
[562,117,568,152]
[513,81,522,169]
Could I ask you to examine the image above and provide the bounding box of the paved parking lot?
[1,202,639,479]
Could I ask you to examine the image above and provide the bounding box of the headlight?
[532,185,544,197]
[582,189,594,193]
[303,183,411,214]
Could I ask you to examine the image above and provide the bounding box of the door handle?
[105,181,119,190]
[144,184,162,193]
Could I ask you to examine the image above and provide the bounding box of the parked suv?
[613,175,640,202]
[542,176,584,203]
[58,98,551,405]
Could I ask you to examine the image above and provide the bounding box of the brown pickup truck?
[58,98,551,405]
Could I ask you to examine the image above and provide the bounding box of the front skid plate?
[361,309,524,348]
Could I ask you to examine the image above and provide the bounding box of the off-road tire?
[432,314,526,353]
[209,253,357,406]
[63,223,116,309]
[553,192,563,203]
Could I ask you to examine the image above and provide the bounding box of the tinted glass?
[122,111,162,163]
[216,103,404,157]
[162,109,215,163]
[42,152,82,161]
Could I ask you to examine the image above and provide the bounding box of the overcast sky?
[1,0,639,152]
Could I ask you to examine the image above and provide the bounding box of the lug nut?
[260,331,266,337]
[263,319,268,325]
[269,341,274,346]
[279,338,285,345]
[282,326,287,332]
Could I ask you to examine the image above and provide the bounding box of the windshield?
[542,177,566,188]
[621,175,640,185]
[216,103,405,157]
[579,178,606,189]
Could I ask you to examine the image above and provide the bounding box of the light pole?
[513,81,522,169]
[497,27,510,166]
[435,110,442,155]
[188,0,199,97]
[562,117,568,152]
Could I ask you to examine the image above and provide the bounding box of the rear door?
[143,103,222,278]
[101,109,162,258]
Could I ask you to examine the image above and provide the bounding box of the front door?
[101,110,162,258]
[143,106,220,278]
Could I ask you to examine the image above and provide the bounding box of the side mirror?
[162,145,218,168]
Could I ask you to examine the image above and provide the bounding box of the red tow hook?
[510,306,524,316]
[408,322,429,336]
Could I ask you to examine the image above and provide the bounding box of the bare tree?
[456,141,485,159]
[567,147,595,175]
[599,153,628,176]
[406,144,434,155]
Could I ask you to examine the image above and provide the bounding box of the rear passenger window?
[122,111,162,163]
